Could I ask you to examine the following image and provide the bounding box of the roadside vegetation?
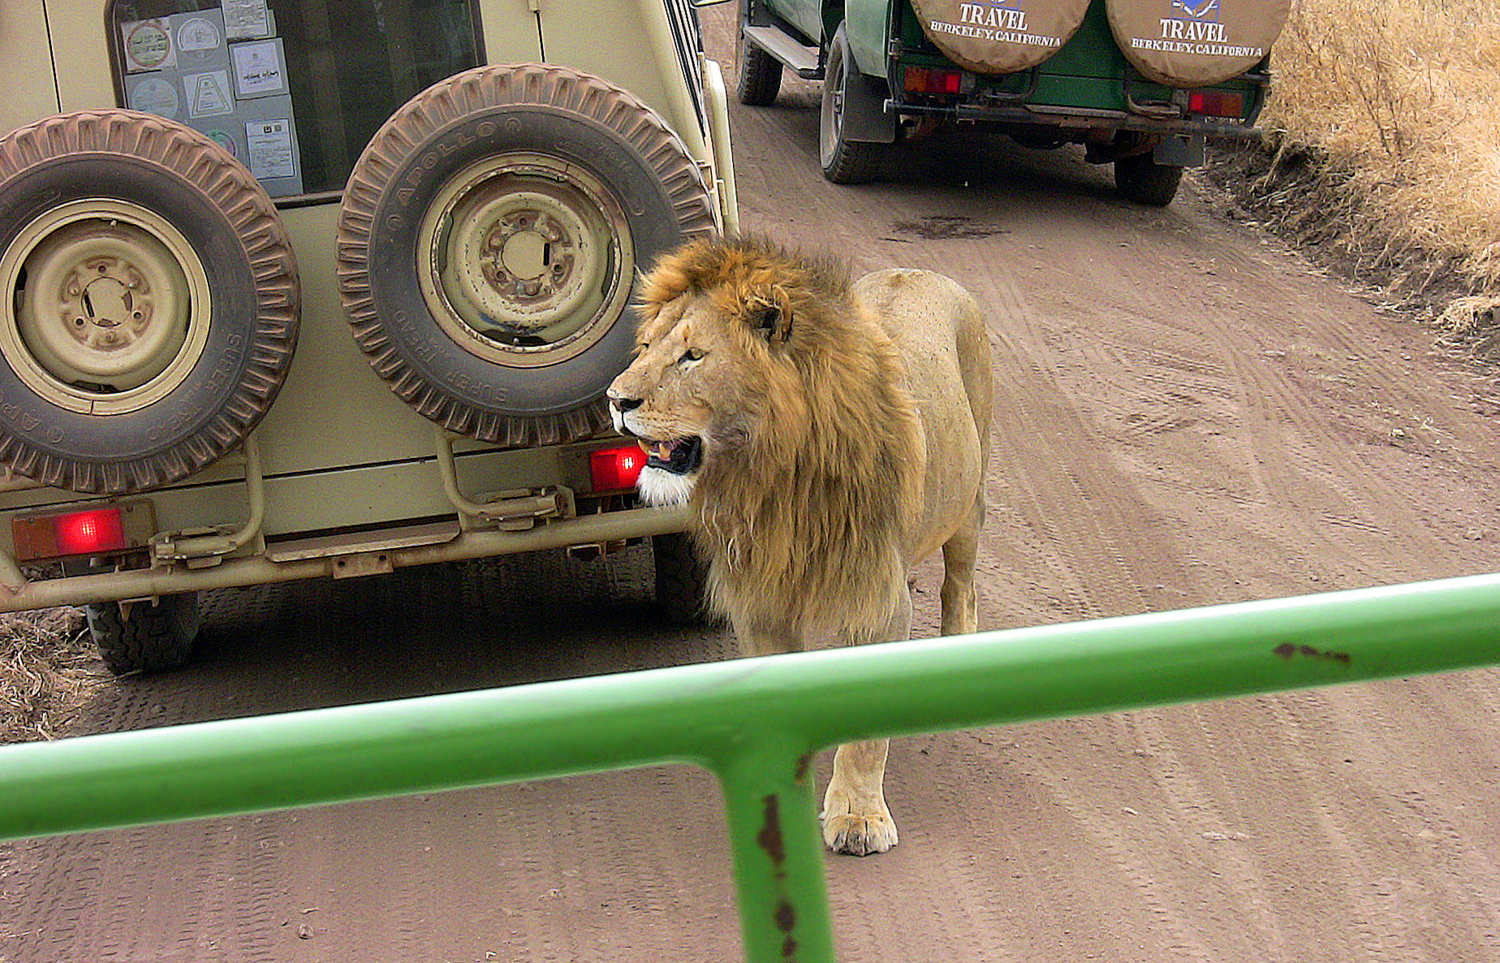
[1208,0,1500,328]
[0,608,97,743]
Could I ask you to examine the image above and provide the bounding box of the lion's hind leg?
[820,586,911,856]
[939,489,985,637]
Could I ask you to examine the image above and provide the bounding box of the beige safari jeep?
[0,0,738,672]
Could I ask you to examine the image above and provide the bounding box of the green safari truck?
[736,0,1285,204]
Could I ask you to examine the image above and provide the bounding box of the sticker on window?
[176,16,224,63]
[122,19,177,73]
[232,39,288,99]
[185,71,235,119]
[246,120,297,180]
[223,0,273,41]
[127,76,182,118]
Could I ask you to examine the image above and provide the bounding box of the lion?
[607,235,993,855]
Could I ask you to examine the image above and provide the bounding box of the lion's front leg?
[820,585,911,856]
[821,738,898,855]
[730,612,804,657]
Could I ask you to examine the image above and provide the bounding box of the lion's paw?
[821,811,898,856]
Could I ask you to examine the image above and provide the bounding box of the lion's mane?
[638,236,924,638]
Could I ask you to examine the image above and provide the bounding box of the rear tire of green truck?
[86,592,201,675]
[653,532,708,624]
[338,63,717,447]
[1115,153,1184,207]
[737,34,783,106]
[820,25,886,185]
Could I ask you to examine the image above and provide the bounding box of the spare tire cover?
[1109,0,1287,87]
[911,0,1092,74]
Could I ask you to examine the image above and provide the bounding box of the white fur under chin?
[636,465,696,505]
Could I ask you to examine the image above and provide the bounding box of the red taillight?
[590,445,646,492]
[903,67,965,95]
[12,504,147,562]
[1187,90,1245,118]
[55,509,128,555]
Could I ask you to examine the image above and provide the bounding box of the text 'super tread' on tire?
[0,110,300,494]
[337,63,718,447]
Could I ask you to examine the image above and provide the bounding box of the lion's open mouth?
[638,436,703,475]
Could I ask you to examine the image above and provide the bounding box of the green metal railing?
[5,572,1500,961]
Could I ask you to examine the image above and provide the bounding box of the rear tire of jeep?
[338,63,717,446]
[1115,153,1184,207]
[86,592,201,675]
[0,110,300,494]
[820,25,886,185]
[737,35,783,106]
[653,532,709,624]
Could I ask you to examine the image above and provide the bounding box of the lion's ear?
[749,298,792,344]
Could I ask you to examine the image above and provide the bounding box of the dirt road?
[8,10,1500,962]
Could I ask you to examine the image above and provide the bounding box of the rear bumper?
[887,97,1263,139]
[0,503,689,613]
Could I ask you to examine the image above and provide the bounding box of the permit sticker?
[232,40,288,99]
[176,16,223,62]
[122,19,177,73]
[223,0,272,41]
[247,120,297,180]
[127,76,182,118]
[185,71,235,119]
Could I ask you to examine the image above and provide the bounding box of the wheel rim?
[0,199,211,415]
[819,44,847,168]
[418,153,634,369]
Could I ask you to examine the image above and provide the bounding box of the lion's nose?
[610,394,643,413]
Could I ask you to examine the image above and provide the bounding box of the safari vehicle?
[0,0,738,673]
[736,0,1282,204]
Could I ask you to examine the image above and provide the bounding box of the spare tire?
[337,63,718,446]
[911,0,1091,74]
[0,110,300,494]
[1108,0,1287,87]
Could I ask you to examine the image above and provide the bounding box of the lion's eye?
[680,348,704,364]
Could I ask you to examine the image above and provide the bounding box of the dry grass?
[0,608,99,743]
[1249,0,1500,316]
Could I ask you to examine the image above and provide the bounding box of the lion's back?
[852,268,993,560]
[851,268,992,427]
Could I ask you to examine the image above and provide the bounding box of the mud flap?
[1154,134,1204,167]
[842,70,896,144]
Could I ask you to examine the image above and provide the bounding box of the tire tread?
[87,593,201,675]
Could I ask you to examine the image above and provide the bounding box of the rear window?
[110,0,483,199]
